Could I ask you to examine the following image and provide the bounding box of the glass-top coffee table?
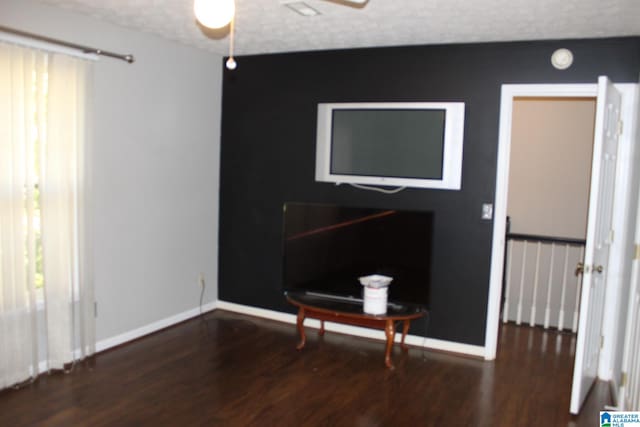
[285,290,427,369]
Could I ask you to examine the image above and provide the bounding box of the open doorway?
[494,96,599,415]
[485,83,602,366]
[501,97,596,331]
[485,79,639,415]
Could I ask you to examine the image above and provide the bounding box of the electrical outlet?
[199,273,205,289]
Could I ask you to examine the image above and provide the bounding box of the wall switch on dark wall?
[482,203,494,220]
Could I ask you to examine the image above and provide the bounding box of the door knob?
[595,265,604,274]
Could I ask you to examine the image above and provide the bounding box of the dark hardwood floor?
[0,310,610,426]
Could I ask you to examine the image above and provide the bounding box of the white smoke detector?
[551,48,574,70]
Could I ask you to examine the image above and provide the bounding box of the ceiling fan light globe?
[194,0,235,29]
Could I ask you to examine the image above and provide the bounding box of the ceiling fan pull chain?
[226,14,237,70]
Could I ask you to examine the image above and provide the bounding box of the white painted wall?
[0,0,222,343]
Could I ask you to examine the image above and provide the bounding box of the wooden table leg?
[296,307,306,350]
[401,319,410,351]
[384,319,395,369]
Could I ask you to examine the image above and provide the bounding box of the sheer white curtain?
[0,43,43,389]
[0,42,94,388]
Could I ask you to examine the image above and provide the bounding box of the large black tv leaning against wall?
[282,203,433,307]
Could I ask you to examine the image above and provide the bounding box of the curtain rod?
[0,26,135,63]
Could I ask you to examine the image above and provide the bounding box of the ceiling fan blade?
[323,0,369,7]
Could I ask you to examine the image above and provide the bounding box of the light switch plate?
[482,203,493,220]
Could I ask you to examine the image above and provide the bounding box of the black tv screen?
[331,109,446,179]
[282,203,433,306]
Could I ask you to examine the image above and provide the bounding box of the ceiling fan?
[194,0,369,69]
[315,0,368,6]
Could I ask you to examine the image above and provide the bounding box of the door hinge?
[635,244,640,261]
[618,120,624,136]
[621,371,628,387]
[600,335,605,349]
[609,229,615,244]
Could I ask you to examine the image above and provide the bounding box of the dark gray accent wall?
[219,38,640,346]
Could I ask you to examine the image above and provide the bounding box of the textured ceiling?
[38,0,640,56]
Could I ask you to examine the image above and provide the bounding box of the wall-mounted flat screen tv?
[315,102,465,190]
[282,203,433,306]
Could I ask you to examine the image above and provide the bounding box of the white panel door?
[570,76,622,414]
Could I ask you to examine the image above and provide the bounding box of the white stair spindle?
[529,242,542,327]
[544,243,555,329]
[503,236,585,331]
[558,244,570,331]
[516,241,527,325]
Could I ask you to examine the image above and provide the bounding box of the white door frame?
[618,184,640,409]
[484,82,638,367]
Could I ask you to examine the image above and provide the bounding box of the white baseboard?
[609,378,620,409]
[95,301,217,353]
[33,299,482,374]
[216,300,485,358]
[33,302,217,374]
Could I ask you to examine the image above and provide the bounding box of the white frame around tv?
[315,102,465,190]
